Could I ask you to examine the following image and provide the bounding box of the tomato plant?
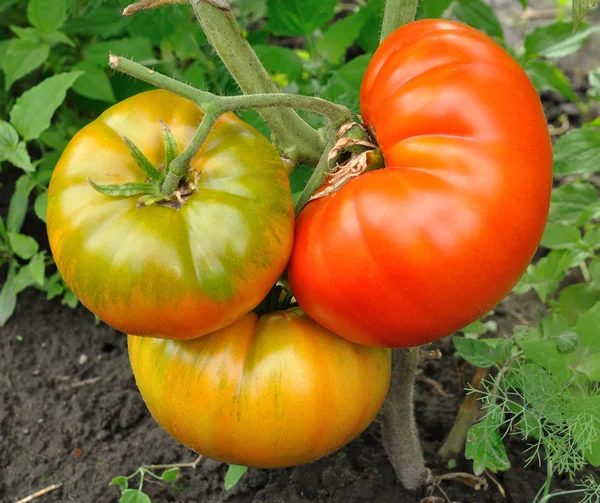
[128,307,391,468]
[289,20,553,348]
[47,89,294,340]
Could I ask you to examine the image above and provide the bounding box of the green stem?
[538,489,586,503]
[161,113,217,195]
[380,0,419,42]
[294,133,337,217]
[190,0,323,166]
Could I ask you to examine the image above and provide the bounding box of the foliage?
[1,0,599,499]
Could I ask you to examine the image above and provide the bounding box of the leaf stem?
[380,0,419,42]
[190,0,324,166]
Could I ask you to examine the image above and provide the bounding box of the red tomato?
[288,20,553,348]
[128,308,391,468]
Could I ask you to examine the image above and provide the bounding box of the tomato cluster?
[46,20,551,468]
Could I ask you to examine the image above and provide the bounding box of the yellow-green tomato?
[47,90,294,339]
[128,308,391,468]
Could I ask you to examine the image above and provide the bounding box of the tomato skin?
[128,308,391,468]
[47,90,294,340]
[288,20,553,348]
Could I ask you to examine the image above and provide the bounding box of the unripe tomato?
[47,90,294,340]
[128,308,391,467]
[289,20,553,348]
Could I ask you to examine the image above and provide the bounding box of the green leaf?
[10,71,83,141]
[316,12,367,64]
[71,61,116,103]
[161,467,179,481]
[590,257,600,284]
[513,250,573,302]
[84,38,154,67]
[451,0,503,40]
[266,0,337,36]
[7,175,35,233]
[0,267,17,326]
[128,5,189,45]
[555,331,579,353]
[574,302,600,353]
[323,54,371,113]
[558,284,600,325]
[62,289,78,309]
[549,182,600,225]
[465,419,511,476]
[34,192,47,223]
[418,0,453,18]
[0,120,19,153]
[28,253,45,286]
[121,137,162,182]
[524,60,577,103]
[10,26,44,43]
[540,222,581,249]
[461,319,497,338]
[356,0,384,52]
[453,336,496,368]
[8,232,38,260]
[13,263,37,294]
[0,0,18,14]
[64,7,133,37]
[253,45,304,82]
[2,39,50,91]
[89,180,155,198]
[554,127,600,176]
[224,464,247,490]
[580,353,600,381]
[27,0,67,33]
[119,489,151,503]
[44,31,75,48]
[5,143,34,173]
[589,66,600,101]
[44,273,64,301]
[0,39,10,68]
[517,338,571,378]
[573,0,597,31]
[289,164,312,203]
[110,476,128,491]
[524,22,598,59]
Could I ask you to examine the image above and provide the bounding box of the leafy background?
[0,0,600,500]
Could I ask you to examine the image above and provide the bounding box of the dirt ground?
[2,2,600,502]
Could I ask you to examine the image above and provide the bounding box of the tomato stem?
[380,0,419,42]
[190,0,324,167]
[382,348,430,490]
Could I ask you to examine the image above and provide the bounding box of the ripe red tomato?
[128,308,391,467]
[288,20,553,348]
[47,90,294,340]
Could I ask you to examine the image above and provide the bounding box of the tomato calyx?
[89,119,196,209]
[310,122,384,201]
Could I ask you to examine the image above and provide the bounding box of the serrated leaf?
[558,284,600,325]
[465,420,511,476]
[13,263,37,294]
[253,45,304,82]
[161,467,179,481]
[0,267,17,326]
[554,127,600,176]
[580,353,600,380]
[541,222,581,249]
[6,143,34,173]
[64,7,133,37]
[10,71,83,141]
[316,11,366,64]
[7,175,35,233]
[8,232,38,260]
[224,464,247,490]
[0,120,19,152]
[451,0,503,39]
[524,22,598,59]
[44,31,75,47]
[453,336,496,368]
[27,0,67,33]
[89,180,155,197]
[518,338,571,378]
[110,476,129,490]
[549,182,600,225]
[2,39,50,91]
[524,60,577,102]
[10,26,43,43]
[34,192,47,223]
[119,489,151,503]
[266,0,337,36]
[71,61,116,103]
[573,0,597,31]
[513,250,573,302]
[28,253,45,286]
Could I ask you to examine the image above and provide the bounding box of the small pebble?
[78,354,88,365]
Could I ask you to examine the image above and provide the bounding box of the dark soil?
[0,287,590,503]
